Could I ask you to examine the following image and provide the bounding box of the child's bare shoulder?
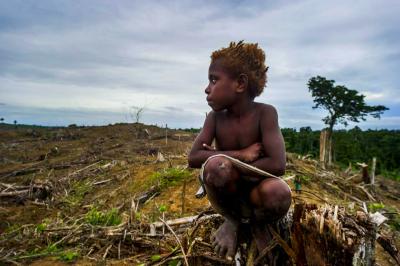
[255,102,278,118]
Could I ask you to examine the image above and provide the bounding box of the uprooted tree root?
[0,203,381,265]
[0,182,52,204]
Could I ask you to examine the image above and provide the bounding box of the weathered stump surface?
[189,203,377,265]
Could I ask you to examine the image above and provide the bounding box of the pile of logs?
[0,182,51,203]
[1,202,397,265]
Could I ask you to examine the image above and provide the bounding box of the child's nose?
[205,84,211,94]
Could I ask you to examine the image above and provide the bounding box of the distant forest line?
[1,123,398,179]
[182,126,400,179]
[281,127,399,179]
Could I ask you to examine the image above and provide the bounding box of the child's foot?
[251,222,274,255]
[211,220,238,260]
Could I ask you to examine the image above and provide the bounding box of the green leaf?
[151,254,162,262]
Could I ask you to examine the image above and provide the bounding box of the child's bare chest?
[215,113,261,150]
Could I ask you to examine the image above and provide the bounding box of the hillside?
[0,123,399,265]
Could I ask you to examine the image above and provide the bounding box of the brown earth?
[0,123,399,265]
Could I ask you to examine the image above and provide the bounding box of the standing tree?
[130,106,145,124]
[308,76,388,168]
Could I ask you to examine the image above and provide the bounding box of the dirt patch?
[0,124,399,265]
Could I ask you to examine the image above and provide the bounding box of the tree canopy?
[308,76,388,131]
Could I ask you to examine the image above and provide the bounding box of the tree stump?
[188,203,377,265]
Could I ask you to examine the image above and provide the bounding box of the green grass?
[298,175,312,184]
[58,250,79,262]
[63,181,92,207]
[150,167,190,189]
[367,203,400,231]
[385,206,400,231]
[35,223,47,233]
[368,202,385,212]
[85,207,122,226]
[381,169,400,181]
[15,245,78,262]
[150,254,162,262]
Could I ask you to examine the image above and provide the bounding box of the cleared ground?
[0,123,399,265]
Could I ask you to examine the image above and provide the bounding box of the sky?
[0,0,399,130]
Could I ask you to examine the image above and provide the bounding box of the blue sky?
[0,0,399,129]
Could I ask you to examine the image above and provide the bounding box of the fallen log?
[0,182,52,202]
[0,203,379,265]
[377,234,400,265]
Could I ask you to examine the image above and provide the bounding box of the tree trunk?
[319,129,332,169]
[371,157,376,185]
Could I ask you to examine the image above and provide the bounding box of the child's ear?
[236,73,248,93]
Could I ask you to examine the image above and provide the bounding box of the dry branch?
[159,217,189,266]
[377,235,400,265]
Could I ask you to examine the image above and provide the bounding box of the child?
[188,41,291,260]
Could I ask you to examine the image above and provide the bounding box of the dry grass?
[0,123,399,265]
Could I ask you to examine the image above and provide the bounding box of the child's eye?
[211,79,217,84]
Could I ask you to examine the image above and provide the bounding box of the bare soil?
[0,123,398,265]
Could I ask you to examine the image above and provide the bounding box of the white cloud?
[0,0,399,128]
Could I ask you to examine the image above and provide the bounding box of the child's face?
[205,60,238,111]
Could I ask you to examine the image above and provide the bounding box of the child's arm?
[241,105,286,177]
[188,112,261,168]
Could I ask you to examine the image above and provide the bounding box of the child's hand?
[203,143,217,151]
[240,143,263,162]
[202,143,216,151]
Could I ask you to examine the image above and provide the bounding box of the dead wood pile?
[0,182,52,203]
[286,153,380,204]
[0,203,380,265]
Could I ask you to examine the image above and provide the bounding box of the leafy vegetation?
[85,207,122,226]
[35,222,47,233]
[388,214,400,231]
[58,250,79,262]
[298,175,312,184]
[158,204,167,212]
[368,202,385,212]
[308,76,388,166]
[150,254,162,262]
[63,181,92,206]
[150,167,190,189]
[179,127,201,133]
[308,76,388,131]
[282,127,400,180]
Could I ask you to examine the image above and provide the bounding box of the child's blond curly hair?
[211,41,268,98]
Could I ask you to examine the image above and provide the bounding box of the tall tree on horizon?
[308,76,388,167]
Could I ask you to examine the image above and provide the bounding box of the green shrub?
[158,204,167,212]
[368,202,385,212]
[63,181,91,207]
[150,167,190,189]
[299,175,311,184]
[381,169,400,181]
[388,216,400,231]
[59,250,79,262]
[151,254,162,262]
[168,259,181,266]
[385,206,400,231]
[36,223,47,233]
[85,207,122,226]
[46,243,59,253]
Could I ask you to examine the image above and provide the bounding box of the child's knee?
[204,156,237,188]
[251,179,291,215]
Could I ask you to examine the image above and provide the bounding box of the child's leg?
[249,178,292,250]
[203,156,242,260]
